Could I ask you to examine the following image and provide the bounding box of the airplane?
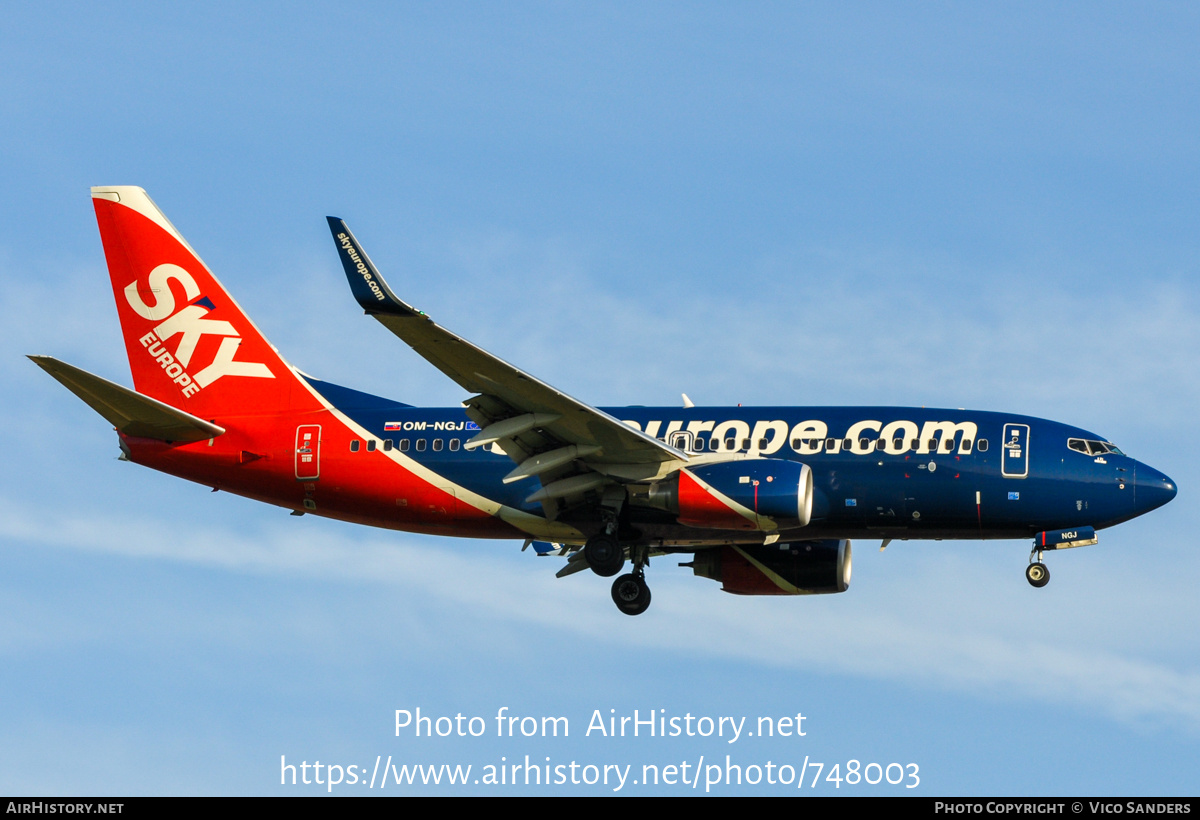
[30,186,1178,615]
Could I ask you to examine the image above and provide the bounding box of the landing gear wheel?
[611,573,651,616]
[584,534,625,577]
[1026,562,1050,588]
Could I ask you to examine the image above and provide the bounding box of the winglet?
[325,217,419,317]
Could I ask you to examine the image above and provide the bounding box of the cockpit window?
[1068,438,1124,456]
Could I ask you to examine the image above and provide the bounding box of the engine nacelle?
[688,540,852,596]
[642,459,813,531]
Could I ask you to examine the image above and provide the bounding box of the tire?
[1025,562,1050,588]
[584,534,624,577]
[611,573,651,615]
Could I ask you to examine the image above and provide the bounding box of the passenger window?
[400,439,410,452]
[724,438,735,450]
[416,439,427,451]
[383,439,393,451]
[758,438,768,449]
[962,439,973,453]
[859,437,872,450]
[449,439,460,451]
[350,440,360,452]
[843,438,852,449]
[893,438,904,449]
[978,439,988,452]
[826,438,838,450]
[911,438,920,449]
[433,439,443,451]
[367,440,377,452]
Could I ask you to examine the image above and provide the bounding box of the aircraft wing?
[327,218,686,507]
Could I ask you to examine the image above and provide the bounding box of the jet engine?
[687,539,852,595]
[638,459,813,531]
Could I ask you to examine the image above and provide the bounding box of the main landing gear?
[584,532,652,615]
[611,571,651,616]
[1026,550,1050,588]
[584,488,628,577]
[583,489,652,615]
[583,533,624,577]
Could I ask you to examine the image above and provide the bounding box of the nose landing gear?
[1024,527,1097,588]
[1026,549,1050,588]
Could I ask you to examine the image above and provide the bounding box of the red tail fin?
[92,186,310,419]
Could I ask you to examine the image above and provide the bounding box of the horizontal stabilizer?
[29,356,226,443]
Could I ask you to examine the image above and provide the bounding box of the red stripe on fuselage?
[122,409,519,538]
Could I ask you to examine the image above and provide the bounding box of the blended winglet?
[325,217,418,317]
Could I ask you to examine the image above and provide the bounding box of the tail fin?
[92,187,307,419]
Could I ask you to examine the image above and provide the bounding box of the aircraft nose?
[1136,464,1177,514]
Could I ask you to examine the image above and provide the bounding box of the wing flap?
[29,356,225,443]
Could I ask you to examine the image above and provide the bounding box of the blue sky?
[1,2,1197,795]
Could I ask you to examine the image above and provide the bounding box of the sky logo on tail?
[125,263,274,397]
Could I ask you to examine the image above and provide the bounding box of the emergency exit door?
[295,425,322,480]
[1001,423,1029,478]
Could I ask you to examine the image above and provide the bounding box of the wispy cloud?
[4,500,1197,734]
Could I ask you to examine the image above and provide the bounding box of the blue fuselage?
[313,376,1176,544]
